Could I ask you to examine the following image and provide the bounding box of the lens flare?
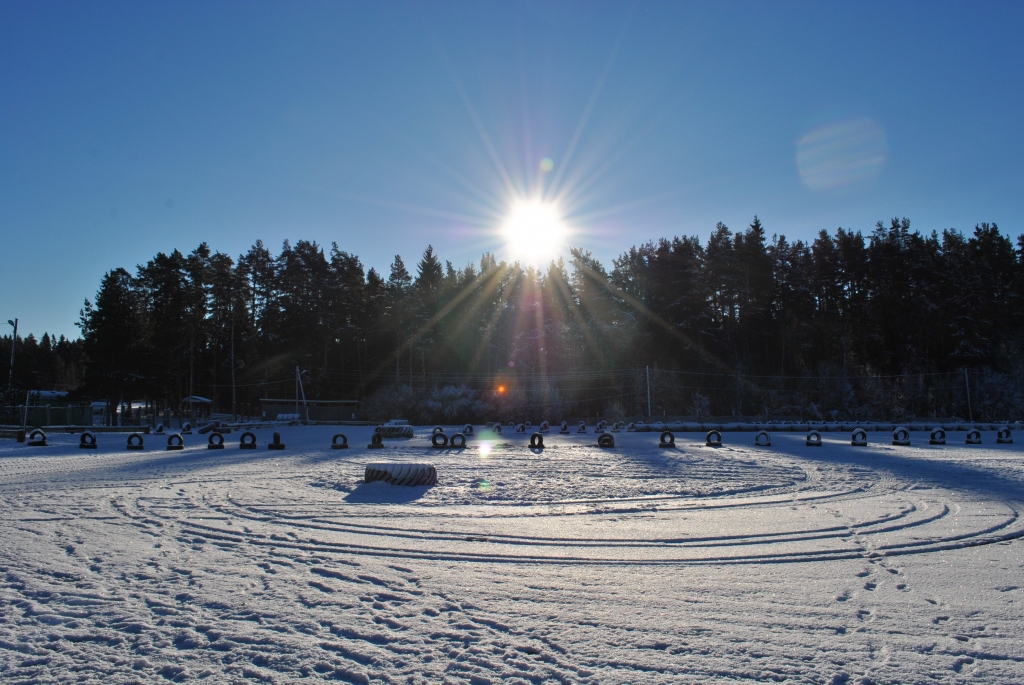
[539,157,554,172]
[478,442,492,458]
[796,117,886,191]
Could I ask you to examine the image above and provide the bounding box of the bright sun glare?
[502,200,567,264]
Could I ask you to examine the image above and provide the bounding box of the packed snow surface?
[1,427,1022,683]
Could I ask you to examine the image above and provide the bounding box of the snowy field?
[1,426,1022,684]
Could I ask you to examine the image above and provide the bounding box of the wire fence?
[192,366,1023,424]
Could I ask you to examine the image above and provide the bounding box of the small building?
[180,396,213,422]
[260,398,359,422]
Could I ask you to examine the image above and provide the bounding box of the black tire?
[364,463,438,487]
[167,433,185,450]
[492,424,502,435]
[659,431,675,447]
[208,432,225,449]
[892,428,910,445]
[450,433,467,448]
[705,430,722,447]
[331,433,348,449]
[529,432,544,449]
[240,431,258,448]
[598,433,615,448]
[79,431,97,449]
[127,432,145,450]
[432,432,449,448]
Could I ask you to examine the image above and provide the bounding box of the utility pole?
[646,366,652,418]
[296,366,309,423]
[964,367,973,423]
[230,316,237,421]
[6,318,17,388]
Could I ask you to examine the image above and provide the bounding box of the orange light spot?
[497,386,506,394]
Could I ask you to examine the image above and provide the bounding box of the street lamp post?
[6,319,16,389]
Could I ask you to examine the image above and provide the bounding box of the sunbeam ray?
[547,5,636,200]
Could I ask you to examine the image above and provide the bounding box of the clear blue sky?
[2,1,1022,338]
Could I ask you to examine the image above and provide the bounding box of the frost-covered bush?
[689,392,711,422]
[361,385,486,424]
[480,383,569,423]
[421,386,488,424]
[803,402,824,421]
[970,368,1024,422]
[604,400,627,422]
[361,385,417,423]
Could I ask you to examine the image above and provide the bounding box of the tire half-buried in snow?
[364,462,438,487]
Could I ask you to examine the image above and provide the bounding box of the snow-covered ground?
[1,426,1022,683]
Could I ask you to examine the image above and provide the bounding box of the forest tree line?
[4,217,1023,422]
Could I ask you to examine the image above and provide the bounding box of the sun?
[501,200,567,264]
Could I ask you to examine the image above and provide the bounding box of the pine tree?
[79,268,148,408]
